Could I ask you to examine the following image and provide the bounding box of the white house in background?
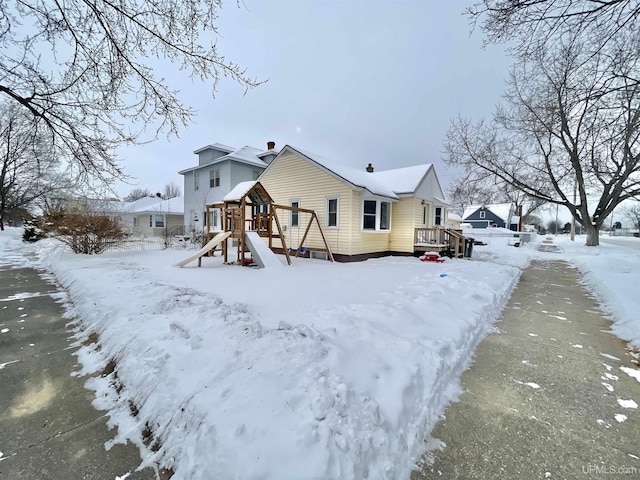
[127,196,184,237]
[462,203,520,230]
[81,195,184,236]
[178,142,279,232]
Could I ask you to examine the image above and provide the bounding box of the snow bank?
[6,226,639,479]
[32,236,533,480]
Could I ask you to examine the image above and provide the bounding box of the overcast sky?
[114,0,512,198]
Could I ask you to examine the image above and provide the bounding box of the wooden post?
[271,206,291,265]
[297,214,314,258]
[240,198,246,264]
[312,212,334,262]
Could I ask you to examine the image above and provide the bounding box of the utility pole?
[570,180,576,241]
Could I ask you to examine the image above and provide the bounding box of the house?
[178,142,278,233]
[258,145,459,262]
[446,212,462,229]
[67,196,184,237]
[462,203,520,230]
[128,196,184,237]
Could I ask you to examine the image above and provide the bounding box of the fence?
[100,236,167,253]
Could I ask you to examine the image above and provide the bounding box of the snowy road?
[600,237,640,250]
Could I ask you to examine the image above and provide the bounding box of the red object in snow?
[420,253,445,263]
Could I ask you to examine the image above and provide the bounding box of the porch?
[414,227,466,258]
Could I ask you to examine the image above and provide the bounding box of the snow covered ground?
[1,228,639,479]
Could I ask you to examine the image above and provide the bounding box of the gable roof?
[462,203,514,223]
[223,181,272,205]
[370,164,433,195]
[284,145,397,199]
[269,145,440,200]
[131,196,184,214]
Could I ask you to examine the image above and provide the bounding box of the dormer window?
[479,210,486,219]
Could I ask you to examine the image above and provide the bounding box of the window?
[203,211,207,227]
[194,172,199,191]
[380,202,390,230]
[327,197,339,227]
[151,214,164,228]
[422,205,428,226]
[363,200,392,231]
[435,207,443,226]
[210,168,220,188]
[252,170,261,180]
[209,209,219,229]
[363,200,376,230]
[290,200,299,227]
[479,211,486,219]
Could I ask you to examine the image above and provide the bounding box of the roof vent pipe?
[366,163,374,173]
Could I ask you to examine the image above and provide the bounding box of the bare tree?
[162,182,182,200]
[447,167,548,218]
[0,1,263,183]
[622,202,640,231]
[124,188,153,202]
[467,0,640,57]
[0,103,63,230]
[445,33,640,246]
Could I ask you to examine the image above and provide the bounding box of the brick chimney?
[366,163,374,173]
[267,141,276,151]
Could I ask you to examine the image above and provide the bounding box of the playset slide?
[175,231,231,267]
[244,231,283,268]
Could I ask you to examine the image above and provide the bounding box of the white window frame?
[435,207,443,226]
[210,168,220,188]
[209,208,220,230]
[326,196,339,228]
[479,210,486,219]
[153,214,164,228]
[362,199,392,232]
[290,199,300,227]
[422,204,428,226]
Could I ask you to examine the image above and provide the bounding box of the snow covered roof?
[193,142,235,155]
[180,143,281,174]
[131,196,184,214]
[462,203,514,223]
[448,212,462,221]
[370,164,432,195]
[284,145,399,199]
[228,146,271,168]
[125,196,163,212]
[224,181,257,202]
[280,146,437,200]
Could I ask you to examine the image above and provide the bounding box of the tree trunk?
[584,223,600,246]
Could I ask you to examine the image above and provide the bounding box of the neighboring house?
[462,203,520,230]
[178,142,278,233]
[446,212,462,229]
[128,196,184,237]
[258,144,451,262]
[67,196,184,236]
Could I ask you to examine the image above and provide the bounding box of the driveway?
[412,260,640,479]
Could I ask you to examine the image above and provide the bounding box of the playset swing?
[180,181,334,267]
